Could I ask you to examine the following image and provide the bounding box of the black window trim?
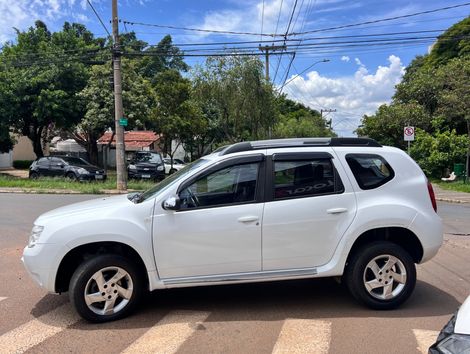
[345,153,395,190]
[266,154,345,202]
[176,154,265,211]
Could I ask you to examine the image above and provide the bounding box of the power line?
[86,0,112,38]
[291,2,470,36]
[122,20,282,37]
[281,58,329,90]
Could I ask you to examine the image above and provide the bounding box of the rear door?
[262,148,357,270]
[49,157,66,177]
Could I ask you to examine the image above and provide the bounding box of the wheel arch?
[55,241,149,293]
[345,227,424,270]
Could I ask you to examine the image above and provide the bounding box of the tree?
[273,96,334,138]
[192,55,277,149]
[356,103,431,149]
[435,57,470,176]
[0,21,103,158]
[150,70,205,161]
[75,60,156,164]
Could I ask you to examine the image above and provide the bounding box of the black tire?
[344,241,416,310]
[69,254,143,323]
[169,168,177,175]
[66,172,77,181]
[29,171,39,179]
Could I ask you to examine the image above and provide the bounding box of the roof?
[217,137,382,156]
[97,131,160,150]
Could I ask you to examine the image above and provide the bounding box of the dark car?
[127,151,165,181]
[29,156,106,181]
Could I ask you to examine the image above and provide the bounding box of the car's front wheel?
[345,241,416,310]
[69,255,143,322]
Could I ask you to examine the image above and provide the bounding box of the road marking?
[0,297,7,303]
[0,303,80,354]
[272,319,331,354]
[413,329,439,354]
[121,310,211,354]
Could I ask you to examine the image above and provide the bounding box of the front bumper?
[22,243,64,293]
[128,170,164,181]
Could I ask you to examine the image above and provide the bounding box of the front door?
[262,149,357,270]
[153,156,264,279]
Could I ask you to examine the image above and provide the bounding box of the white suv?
[22,138,443,322]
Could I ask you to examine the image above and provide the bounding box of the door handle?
[326,208,348,214]
[237,216,259,223]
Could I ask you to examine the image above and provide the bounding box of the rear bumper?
[409,211,443,263]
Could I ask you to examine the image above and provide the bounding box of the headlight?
[77,168,88,174]
[157,165,164,171]
[128,164,137,170]
[28,225,44,248]
[437,334,470,354]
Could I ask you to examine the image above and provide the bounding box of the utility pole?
[321,109,337,128]
[112,0,127,191]
[258,44,286,81]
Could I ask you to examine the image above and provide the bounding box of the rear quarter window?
[346,154,394,190]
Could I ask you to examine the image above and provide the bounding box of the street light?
[280,59,330,91]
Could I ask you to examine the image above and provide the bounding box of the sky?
[0,0,469,136]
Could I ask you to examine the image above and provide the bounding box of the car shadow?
[32,277,461,330]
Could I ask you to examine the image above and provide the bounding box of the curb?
[0,188,129,195]
[435,197,469,204]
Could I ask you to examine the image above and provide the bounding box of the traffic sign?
[404,126,415,141]
[119,118,128,127]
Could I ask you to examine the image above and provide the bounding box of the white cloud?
[341,55,350,62]
[283,55,405,136]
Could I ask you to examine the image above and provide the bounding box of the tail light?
[427,181,437,212]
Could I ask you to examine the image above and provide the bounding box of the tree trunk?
[466,121,470,182]
[29,126,44,158]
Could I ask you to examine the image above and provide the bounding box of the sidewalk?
[432,183,470,204]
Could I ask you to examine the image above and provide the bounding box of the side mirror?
[162,195,181,211]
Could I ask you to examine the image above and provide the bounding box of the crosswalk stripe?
[272,319,331,354]
[0,297,7,303]
[121,310,211,354]
[413,329,439,354]
[0,303,80,354]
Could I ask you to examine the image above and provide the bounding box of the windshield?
[136,158,210,203]
[135,152,162,164]
[61,157,91,166]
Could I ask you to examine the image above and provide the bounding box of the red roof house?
[97,131,161,152]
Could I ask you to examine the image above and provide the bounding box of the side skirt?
[160,267,318,289]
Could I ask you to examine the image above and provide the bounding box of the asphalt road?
[0,194,468,354]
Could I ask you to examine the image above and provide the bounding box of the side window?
[50,157,63,166]
[346,154,394,190]
[273,159,343,199]
[37,158,49,167]
[179,163,259,209]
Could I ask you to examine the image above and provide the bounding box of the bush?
[410,129,468,178]
[13,160,34,169]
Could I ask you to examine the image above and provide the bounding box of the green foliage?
[13,160,34,169]
[0,21,104,158]
[192,56,277,150]
[151,69,206,157]
[410,129,468,177]
[274,96,334,138]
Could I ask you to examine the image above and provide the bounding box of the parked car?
[29,156,106,181]
[22,137,443,322]
[429,295,470,354]
[127,151,165,181]
[163,157,186,174]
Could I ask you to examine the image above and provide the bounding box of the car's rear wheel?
[69,255,143,322]
[169,168,177,174]
[29,171,39,179]
[345,241,416,310]
[66,172,77,181]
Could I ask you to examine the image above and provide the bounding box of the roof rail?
[220,137,381,155]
